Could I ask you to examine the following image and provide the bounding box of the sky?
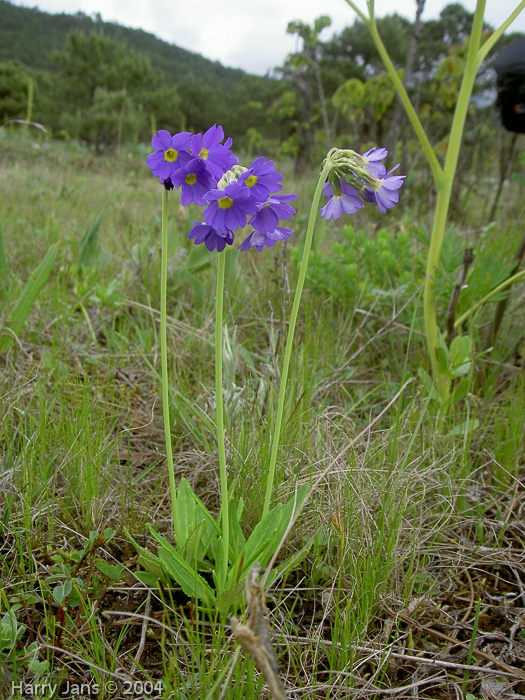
[8,0,525,75]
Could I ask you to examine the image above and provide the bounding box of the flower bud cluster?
[320,147,405,219]
[146,125,297,253]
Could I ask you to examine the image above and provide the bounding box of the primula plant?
[138,123,404,615]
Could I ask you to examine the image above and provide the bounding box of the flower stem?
[453,268,525,330]
[262,158,333,517]
[160,188,177,527]
[353,0,493,396]
[423,0,485,397]
[366,17,445,186]
[215,249,229,583]
[477,0,525,66]
[423,184,452,397]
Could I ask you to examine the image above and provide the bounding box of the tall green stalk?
[262,158,333,517]
[342,0,525,396]
[160,189,177,526]
[215,250,229,584]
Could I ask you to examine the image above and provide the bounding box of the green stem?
[453,269,525,330]
[160,188,177,527]
[341,0,368,24]
[477,0,525,66]
[366,18,445,186]
[215,250,229,583]
[443,0,486,181]
[348,0,496,395]
[423,0,486,395]
[423,184,452,391]
[262,158,333,517]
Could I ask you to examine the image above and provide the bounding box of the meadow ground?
[1,131,525,699]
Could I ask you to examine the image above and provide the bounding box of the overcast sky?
[8,0,525,75]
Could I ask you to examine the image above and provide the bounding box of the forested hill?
[0,0,284,148]
[2,0,523,166]
[0,0,247,87]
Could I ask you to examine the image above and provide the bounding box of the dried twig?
[230,564,287,700]
[130,590,151,675]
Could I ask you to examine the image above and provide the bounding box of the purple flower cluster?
[147,126,296,252]
[320,147,405,220]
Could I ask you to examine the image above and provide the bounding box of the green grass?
[1,131,525,698]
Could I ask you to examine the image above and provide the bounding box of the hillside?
[0,0,249,89]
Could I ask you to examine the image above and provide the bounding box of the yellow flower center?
[185,173,197,185]
[218,197,233,209]
[164,148,177,162]
[245,175,258,187]
[199,147,209,160]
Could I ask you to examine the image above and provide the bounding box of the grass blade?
[0,242,58,353]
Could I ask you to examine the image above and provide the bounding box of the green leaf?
[448,418,480,437]
[95,560,124,581]
[78,213,102,269]
[228,506,283,587]
[259,484,310,569]
[227,484,309,588]
[452,361,472,378]
[0,243,58,353]
[52,580,72,605]
[133,571,158,587]
[148,526,216,605]
[173,478,218,558]
[123,526,169,584]
[451,377,470,404]
[157,540,216,606]
[265,529,317,587]
[183,519,215,570]
[228,498,246,560]
[0,610,24,652]
[436,345,449,376]
[449,335,471,364]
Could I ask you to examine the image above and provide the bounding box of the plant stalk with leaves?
[342,0,525,401]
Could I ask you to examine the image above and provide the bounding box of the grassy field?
[1,130,525,699]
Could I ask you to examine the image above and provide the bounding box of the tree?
[322,14,411,81]
[279,16,333,176]
[287,16,332,150]
[51,31,161,110]
[0,61,31,123]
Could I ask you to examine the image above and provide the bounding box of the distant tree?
[287,16,332,149]
[332,72,396,143]
[279,16,332,176]
[51,30,161,109]
[73,88,146,151]
[322,14,411,81]
[0,61,31,123]
[50,30,174,146]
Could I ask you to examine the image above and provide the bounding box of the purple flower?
[362,165,406,214]
[169,157,216,206]
[249,193,297,234]
[238,226,293,252]
[238,157,283,200]
[146,130,192,181]
[320,180,364,220]
[190,124,238,180]
[188,222,234,252]
[204,182,258,234]
[361,147,388,177]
